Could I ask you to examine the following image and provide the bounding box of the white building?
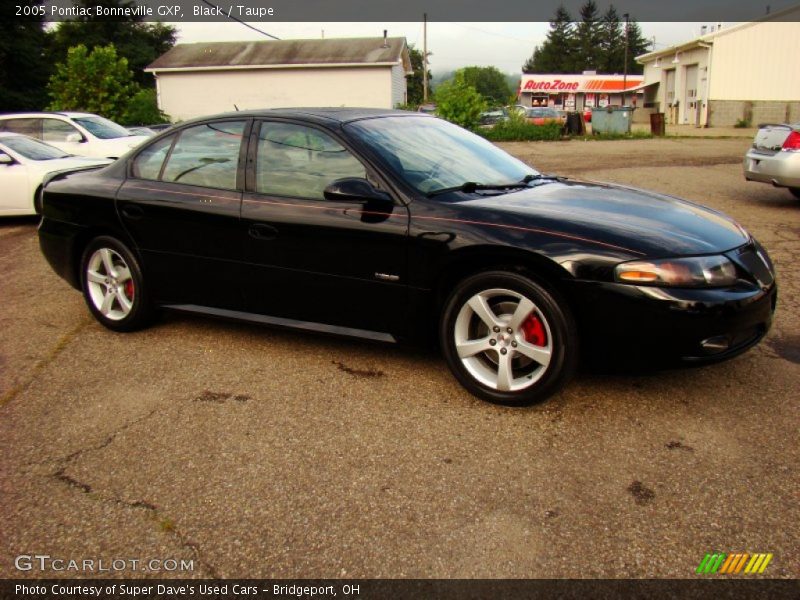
[146,36,412,121]
[636,6,800,127]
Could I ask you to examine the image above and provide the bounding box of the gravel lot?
[1,137,798,579]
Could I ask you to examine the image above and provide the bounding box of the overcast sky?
[173,21,716,75]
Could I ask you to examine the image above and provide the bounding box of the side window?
[131,134,176,180]
[255,121,367,200]
[161,121,245,189]
[3,119,42,138]
[42,119,81,142]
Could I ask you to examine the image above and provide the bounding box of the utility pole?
[622,13,630,106]
[423,13,429,103]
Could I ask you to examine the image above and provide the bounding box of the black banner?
[2,579,799,600]
[7,0,800,22]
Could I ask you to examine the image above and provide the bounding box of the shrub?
[480,111,563,142]
[734,118,751,128]
[434,74,486,130]
[123,88,170,125]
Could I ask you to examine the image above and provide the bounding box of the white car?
[743,122,800,199]
[0,133,111,216]
[0,112,148,159]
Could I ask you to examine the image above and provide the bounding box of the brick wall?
[708,100,800,127]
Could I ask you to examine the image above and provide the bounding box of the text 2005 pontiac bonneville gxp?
[38,109,777,405]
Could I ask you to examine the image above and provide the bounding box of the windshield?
[73,116,132,140]
[0,136,70,160]
[346,116,538,195]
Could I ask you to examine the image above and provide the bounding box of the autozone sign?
[521,75,643,93]
[523,79,580,91]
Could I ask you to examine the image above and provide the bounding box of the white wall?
[710,21,800,101]
[155,66,396,121]
[390,63,407,107]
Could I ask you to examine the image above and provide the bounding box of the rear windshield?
[1,135,70,160]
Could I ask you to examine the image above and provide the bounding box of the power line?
[445,22,538,44]
[201,0,281,40]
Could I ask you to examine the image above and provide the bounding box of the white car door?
[0,151,32,213]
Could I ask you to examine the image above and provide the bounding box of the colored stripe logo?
[696,553,773,574]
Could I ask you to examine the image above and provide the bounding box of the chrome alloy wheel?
[453,288,553,392]
[85,248,135,321]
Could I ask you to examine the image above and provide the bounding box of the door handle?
[248,223,278,241]
[121,204,144,220]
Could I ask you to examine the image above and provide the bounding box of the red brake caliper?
[521,313,547,346]
[125,280,135,301]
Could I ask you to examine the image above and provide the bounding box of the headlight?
[614,255,738,287]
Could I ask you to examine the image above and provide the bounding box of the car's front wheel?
[80,236,153,332]
[440,271,577,405]
[790,188,800,200]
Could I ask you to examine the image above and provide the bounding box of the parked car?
[525,107,566,126]
[479,110,505,126]
[0,132,110,216]
[743,122,800,199]
[38,109,776,405]
[147,123,173,133]
[417,104,436,115]
[0,112,148,159]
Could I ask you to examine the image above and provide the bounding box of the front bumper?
[743,149,800,189]
[566,241,777,365]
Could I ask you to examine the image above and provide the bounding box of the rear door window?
[161,121,246,190]
[2,118,42,138]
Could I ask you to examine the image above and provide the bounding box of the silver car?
[743,122,800,199]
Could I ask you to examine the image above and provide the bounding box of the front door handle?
[121,204,144,220]
[249,223,278,241]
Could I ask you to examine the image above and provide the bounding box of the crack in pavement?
[25,407,220,578]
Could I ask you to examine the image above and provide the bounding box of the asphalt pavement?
[1,137,797,579]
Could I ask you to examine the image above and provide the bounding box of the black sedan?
[38,108,777,405]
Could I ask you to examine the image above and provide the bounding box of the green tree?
[572,0,603,72]
[47,0,176,87]
[434,73,486,129]
[624,19,651,75]
[123,88,169,125]
[405,44,432,106]
[457,66,512,107]
[522,5,575,73]
[598,5,624,73]
[47,44,139,122]
[0,0,51,110]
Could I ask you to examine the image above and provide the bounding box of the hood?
[460,179,749,257]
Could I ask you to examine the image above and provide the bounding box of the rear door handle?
[249,223,278,241]
[121,205,144,220]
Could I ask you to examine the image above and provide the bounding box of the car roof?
[174,107,428,128]
[0,111,96,119]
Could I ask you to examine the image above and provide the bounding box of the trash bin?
[650,112,666,136]
[591,106,633,134]
[565,112,585,135]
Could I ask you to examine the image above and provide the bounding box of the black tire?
[80,236,153,332]
[440,270,578,406]
[790,188,800,200]
[33,186,43,215]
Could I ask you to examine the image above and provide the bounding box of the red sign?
[523,79,580,91]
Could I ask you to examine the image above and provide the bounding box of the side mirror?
[0,153,14,165]
[323,178,392,205]
[65,133,85,143]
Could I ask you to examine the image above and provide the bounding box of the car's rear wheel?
[440,270,577,405]
[80,236,152,332]
[790,188,800,200]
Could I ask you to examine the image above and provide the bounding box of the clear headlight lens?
[615,255,738,287]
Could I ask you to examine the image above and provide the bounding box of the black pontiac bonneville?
[38,108,777,405]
